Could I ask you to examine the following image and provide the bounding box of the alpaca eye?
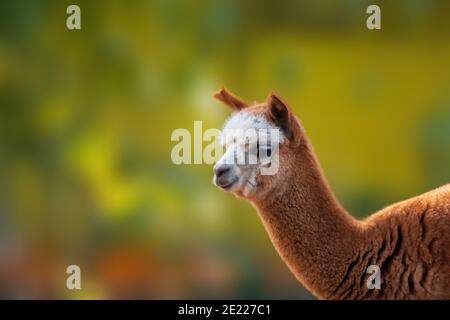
[258,144,272,158]
[265,145,272,157]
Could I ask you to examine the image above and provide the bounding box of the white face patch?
[221,113,285,145]
[213,112,284,196]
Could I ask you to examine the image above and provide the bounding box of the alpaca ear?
[213,87,249,111]
[267,93,293,140]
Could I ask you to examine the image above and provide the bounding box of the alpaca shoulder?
[357,184,450,299]
[363,183,450,226]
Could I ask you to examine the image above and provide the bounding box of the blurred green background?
[0,0,449,299]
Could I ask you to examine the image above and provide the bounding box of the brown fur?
[214,88,450,300]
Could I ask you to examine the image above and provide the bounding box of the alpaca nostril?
[214,164,232,178]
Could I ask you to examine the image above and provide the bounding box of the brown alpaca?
[212,88,450,300]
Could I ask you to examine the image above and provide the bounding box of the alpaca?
[212,88,450,300]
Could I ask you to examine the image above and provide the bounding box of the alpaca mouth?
[215,176,238,190]
[220,180,237,190]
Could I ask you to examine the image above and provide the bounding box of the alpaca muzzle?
[213,164,237,189]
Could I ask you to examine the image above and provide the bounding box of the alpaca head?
[212,88,303,199]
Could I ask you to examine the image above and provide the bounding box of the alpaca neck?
[252,137,363,298]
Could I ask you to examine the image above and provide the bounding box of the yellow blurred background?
[0,0,449,299]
